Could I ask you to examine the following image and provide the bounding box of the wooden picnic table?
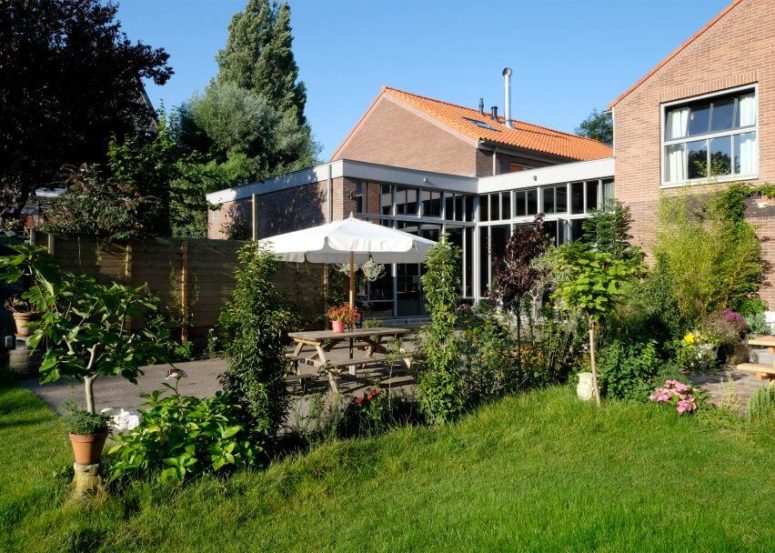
[737,335,775,380]
[287,327,411,393]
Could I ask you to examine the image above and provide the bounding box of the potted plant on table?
[326,304,360,333]
[62,403,112,465]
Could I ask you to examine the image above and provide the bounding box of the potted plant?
[62,403,112,465]
[326,304,360,332]
[5,295,38,337]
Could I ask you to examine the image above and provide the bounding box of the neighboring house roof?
[332,86,612,162]
[609,0,745,108]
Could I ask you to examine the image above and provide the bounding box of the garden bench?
[737,336,775,380]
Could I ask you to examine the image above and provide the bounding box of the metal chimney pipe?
[478,97,485,115]
[502,67,513,128]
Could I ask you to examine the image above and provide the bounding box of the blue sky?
[117,0,731,160]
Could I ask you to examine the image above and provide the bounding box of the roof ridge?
[384,86,607,146]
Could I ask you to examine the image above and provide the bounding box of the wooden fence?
[28,231,326,344]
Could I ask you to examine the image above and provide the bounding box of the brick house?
[609,0,775,303]
[208,0,774,315]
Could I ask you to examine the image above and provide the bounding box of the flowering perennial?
[650,379,698,415]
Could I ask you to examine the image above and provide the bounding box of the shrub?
[61,403,112,435]
[582,200,643,262]
[213,243,293,443]
[746,383,775,422]
[109,370,261,482]
[417,235,464,425]
[655,192,764,323]
[457,304,515,404]
[598,339,660,401]
[745,312,770,336]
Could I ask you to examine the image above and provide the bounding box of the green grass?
[2,379,774,553]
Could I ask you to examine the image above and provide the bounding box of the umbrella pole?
[349,251,355,308]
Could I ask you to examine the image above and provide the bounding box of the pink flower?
[673,381,691,394]
[676,398,697,414]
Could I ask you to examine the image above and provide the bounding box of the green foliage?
[745,312,770,336]
[0,0,172,226]
[0,244,170,412]
[170,151,253,237]
[582,200,643,261]
[61,403,111,435]
[109,381,261,483]
[213,243,293,442]
[417,235,464,424]
[746,383,775,422]
[598,339,660,401]
[713,183,755,223]
[548,242,645,321]
[655,192,764,322]
[41,165,163,242]
[575,108,613,145]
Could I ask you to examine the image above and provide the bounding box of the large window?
[663,88,757,184]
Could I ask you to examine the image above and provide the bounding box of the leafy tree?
[214,243,293,442]
[547,243,645,406]
[418,235,464,424]
[217,0,307,124]
[490,215,549,345]
[0,245,169,413]
[170,152,254,238]
[41,165,163,242]
[0,0,172,227]
[582,200,643,261]
[575,109,613,145]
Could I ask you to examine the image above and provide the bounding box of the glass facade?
[352,177,614,316]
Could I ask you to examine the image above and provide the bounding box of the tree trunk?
[84,375,97,414]
[588,316,601,407]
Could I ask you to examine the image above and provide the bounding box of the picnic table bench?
[287,327,411,393]
[737,335,775,380]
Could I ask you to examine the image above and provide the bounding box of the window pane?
[464,227,474,296]
[355,182,364,213]
[444,193,454,220]
[527,190,537,215]
[543,187,555,214]
[465,195,474,222]
[381,184,392,215]
[455,194,464,221]
[515,191,526,216]
[571,182,584,214]
[543,220,558,246]
[571,219,584,242]
[479,228,489,295]
[556,186,567,213]
[406,188,417,215]
[687,140,708,179]
[479,195,489,222]
[586,181,599,211]
[665,144,686,183]
[734,131,757,174]
[736,93,756,128]
[501,192,511,220]
[665,107,689,139]
[687,101,711,136]
[420,189,431,216]
[710,98,734,132]
[709,136,732,176]
[602,179,615,202]
[490,225,510,279]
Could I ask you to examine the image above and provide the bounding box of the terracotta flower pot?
[331,320,345,333]
[12,311,38,338]
[69,433,108,466]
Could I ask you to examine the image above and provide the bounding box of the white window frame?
[660,84,759,188]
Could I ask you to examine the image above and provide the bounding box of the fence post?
[47,233,55,255]
[124,243,132,284]
[251,193,258,241]
[180,241,189,343]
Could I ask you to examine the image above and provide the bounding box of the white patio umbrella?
[259,215,437,307]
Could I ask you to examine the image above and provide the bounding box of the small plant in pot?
[326,304,359,333]
[5,295,38,338]
[62,402,112,465]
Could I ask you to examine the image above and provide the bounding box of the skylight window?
[464,117,499,132]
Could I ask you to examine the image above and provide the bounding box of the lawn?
[2,378,774,553]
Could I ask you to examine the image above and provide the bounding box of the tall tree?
[217,0,307,125]
[576,109,613,145]
[0,0,173,227]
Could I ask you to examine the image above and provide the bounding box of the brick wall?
[613,0,775,305]
[475,149,558,176]
[334,95,478,176]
